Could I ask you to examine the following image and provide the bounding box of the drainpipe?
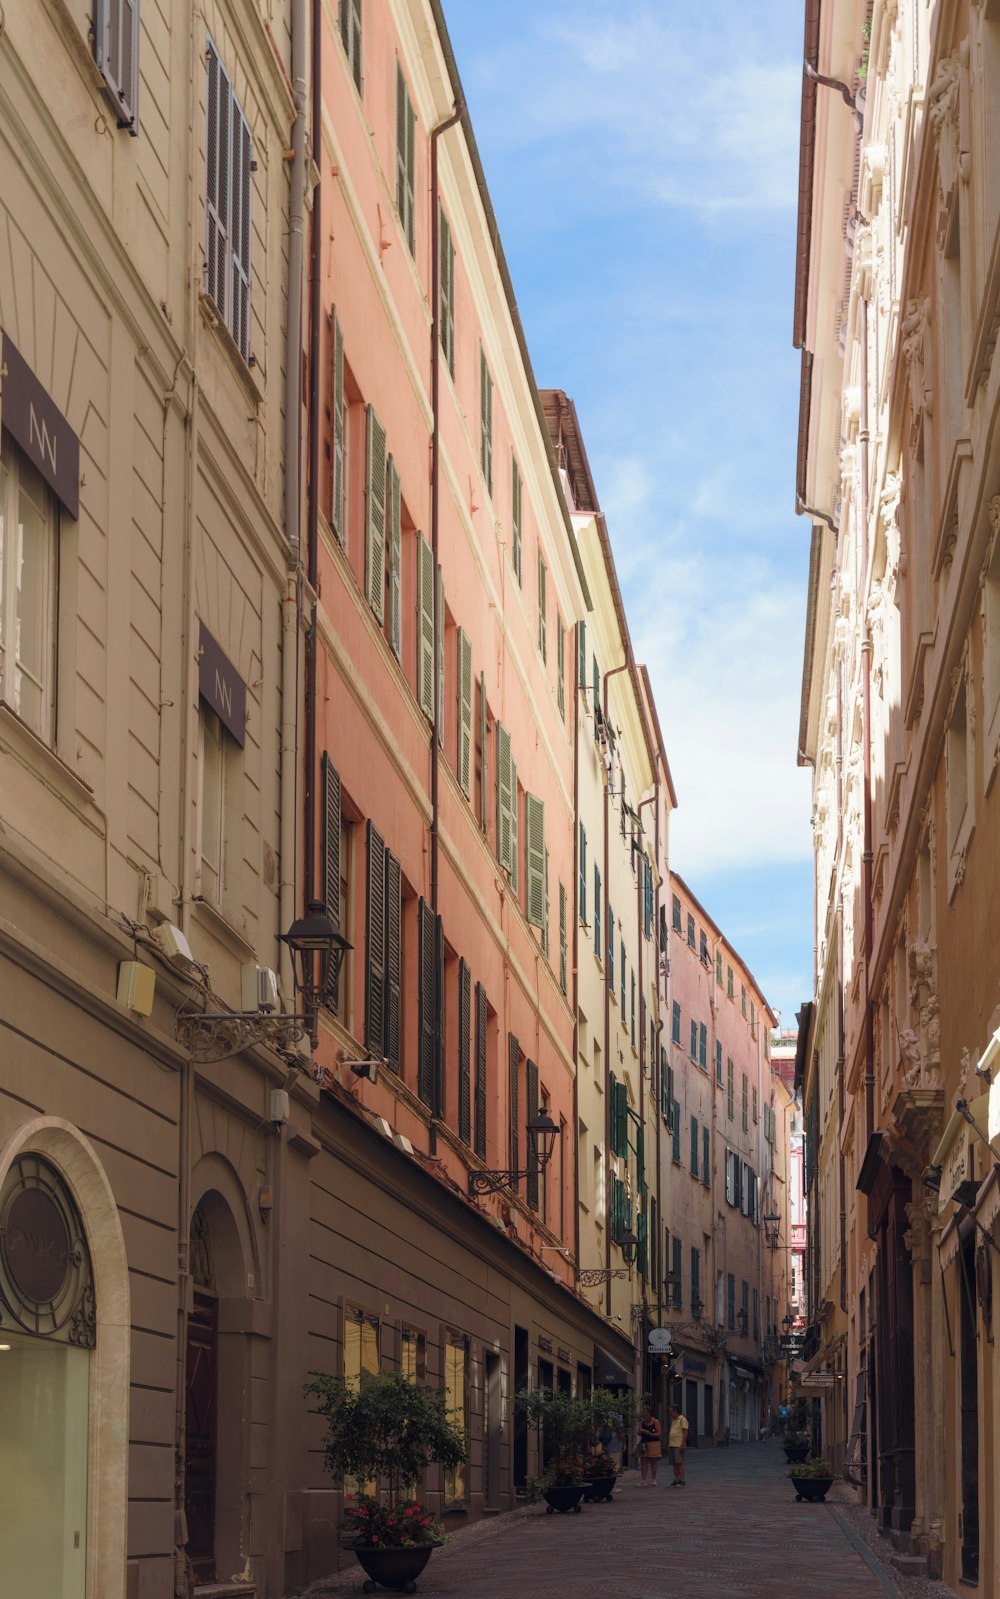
[637,793,656,1393]
[859,290,875,1141]
[602,660,629,1319]
[572,631,582,1279]
[836,658,847,1315]
[653,773,665,1352]
[302,0,322,905]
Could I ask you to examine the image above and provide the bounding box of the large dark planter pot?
[783,1443,810,1464]
[543,1484,585,1514]
[352,1543,436,1593]
[790,1476,833,1503]
[582,1475,615,1503]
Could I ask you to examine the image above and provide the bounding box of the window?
[699,929,708,965]
[537,550,547,661]
[456,629,472,799]
[511,457,522,583]
[741,982,747,1017]
[94,0,139,132]
[715,949,723,985]
[205,38,253,361]
[742,1073,748,1132]
[443,1332,468,1504]
[750,1000,756,1039]
[946,666,974,891]
[702,1125,709,1186]
[395,64,415,253]
[752,1288,759,1341]
[698,1023,707,1070]
[644,857,653,939]
[752,1085,758,1124]
[401,1327,426,1383]
[331,315,346,542]
[556,613,565,715]
[742,1279,749,1332]
[689,1020,697,1060]
[686,912,695,948]
[727,963,734,999]
[578,823,587,924]
[620,940,626,1016]
[630,970,636,1047]
[363,821,402,1069]
[593,866,601,959]
[559,883,567,994]
[321,754,354,1025]
[690,1115,699,1177]
[363,405,387,623]
[691,1246,701,1315]
[340,0,363,91]
[0,437,57,741]
[672,894,682,933]
[198,706,228,907]
[439,207,455,376]
[496,722,517,886]
[344,1304,380,1390]
[727,1272,735,1329]
[671,1095,681,1164]
[671,1001,681,1045]
[715,1039,723,1085]
[727,1058,734,1120]
[480,349,493,495]
[525,794,545,931]
[672,1236,682,1309]
[607,904,614,988]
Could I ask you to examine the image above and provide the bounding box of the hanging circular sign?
[647,1327,672,1352]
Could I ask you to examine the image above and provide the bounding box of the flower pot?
[352,1543,436,1592]
[543,1484,585,1514]
[582,1475,615,1503]
[790,1476,833,1503]
[783,1443,810,1464]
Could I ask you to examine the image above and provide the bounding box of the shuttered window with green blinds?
[542,847,550,958]
[458,958,471,1144]
[644,857,653,938]
[594,866,601,958]
[608,1072,619,1155]
[331,313,345,542]
[525,794,545,930]
[526,1059,539,1211]
[558,883,567,995]
[480,348,493,494]
[395,62,415,253]
[508,1033,520,1189]
[364,405,387,622]
[478,671,488,834]
[495,723,517,889]
[416,534,434,720]
[457,629,473,799]
[636,1211,648,1278]
[620,940,626,1015]
[607,903,614,989]
[364,821,386,1054]
[690,1114,699,1177]
[386,456,401,659]
[556,614,565,715]
[637,1126,646,1196]
[672,1236,682,1309]
[727,1057,734,1119]
[436,568,444,751]
[631,971,636,1046]
[340,0,362,91]
[702,1125,710,1186]
[439,206,455,375]
[417,898,435,1107]
[537,551,547,661]
[650,1196,659,1291]
[474,981,488,1158]
[511,457,522,583]
[578,823,587,923]
[699,1022,707,1069]
[384,848,401,1069]
[672,1097,681,1164]
[577,619,586,694]
[592,655,600,733]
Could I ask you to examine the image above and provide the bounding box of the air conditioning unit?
[241,964,280,1013]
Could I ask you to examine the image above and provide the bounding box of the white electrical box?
[152,922,196,971]
[269,1089,289,1124]
[241,964,280,1013]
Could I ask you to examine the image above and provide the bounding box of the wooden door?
[185,1292,218,1582]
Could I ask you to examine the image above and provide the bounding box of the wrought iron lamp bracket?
[177,1009,309,1064]
[577,1267,632,1286]
[468,1167,537,1198]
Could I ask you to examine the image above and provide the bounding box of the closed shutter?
[511,457,522,582]
[229,99,252,360]
[607,903,614,988]
[617,1081,629,1158]
[594,867,601,956]
[620,940,626,1014]
[496,722,512,871]
[364,405,387,621]
[690,1020,697,1059]
[331,315,346,541]
[558,882,567,995]
[644,857,653,938]
[703,1125,710,1186]
[416,533,434,719]
[342,0,362,91]
[508,1033,520,1190]
[436,567,445,750]
[577,619,586,692]
[480,350,493,493]
[417,898,435,1107]
[479,672,488,833]
[386,456,401,658]
[650,1195,659,1291]
[95,0,140,132]
[474,981,487,1158]
[637,1126,646,1196]
[661,1052,670,1121]
[578,823,586,923]
[690,1114,698,1175]
[321,752,342,932]
[439,207,455,375]
[699,1023,707,1068]
[508,755,518,895]
[672,1237,682,1308]
[537,552,547,660]
[364,822,385,1053]
[637,1210,648,1278]
[458,959,471,1144]
[542,847,550,957]
[608,1072,619,1155]
[383,850,401,1069]
[525,793,545,929]
[592,656,600,727]
[395,63,415,254]
[556,614,565,714]
[205,41,231,321]
[526,1059,539,1210]
[457,629,473,799]
[672,1099,681,1164]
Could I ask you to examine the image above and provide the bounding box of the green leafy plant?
[305,1372,467,1510]
[788,1457,834,1479]
[782,1429,811,1449]
[339,1496,447,1549]
[515,1387,596,1486]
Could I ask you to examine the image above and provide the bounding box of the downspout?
[637,792,656,1395]
[836,649,847,1315]
[859,290,875,1140]
[303,0,322,904]
[653,773,664,1347]
[602,659,629,1319]
[572,633,581,1279]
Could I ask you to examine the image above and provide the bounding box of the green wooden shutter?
[331,314,345,542]
[690,1114,699,1176]
[608,1072,619,1155]
[703,1125,710,1186]
[417,897,435,1106]
[617,1083,629,1158]
[542,847,550,957]
[577,619,586,692]
[594,866,601,957]
[511,457,522,583]
[387,455,401,659]
[439,207,455,375]
[672,1099,681,1164]
[620,940,626,1013]
[364,405,387,621]
[592,655,600,725]
[342,0,362,90]
[526,1059,539,1211]
[416,533,434,719]
[537,552,547,660]
[556,614,565,715]
[558,883,567,995]
[508,1032,520,1190]
[474,981,487,1158]
[458,958,471,1144]
[607,903,614,989]
[321,752,341,932]
[480,349,493,493]
[644,857,653,938]
[457,628,473,799]
[479,671,488,833]
[637,1211,648,1278]
[364,821,385,1053]
[395,63,415,254]
[436,567,444,750]
[525,793,545,929]
[496,722,512,871]
[579,823,587,923]
[383,848,401,1069]
[637,1126,646,1196]
[509,755,518,894]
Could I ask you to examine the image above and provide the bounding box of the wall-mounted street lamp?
[468,1108,559,1197]
[177,900,351,1063]
[691,1296,704,1321]
[578,1227,639,1285]
[736,1307,749,1337]
[763,1211,781,1249]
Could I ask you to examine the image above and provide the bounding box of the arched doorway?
[0,1118,129,1599]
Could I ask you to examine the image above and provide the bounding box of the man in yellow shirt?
[667,1404,689,1486]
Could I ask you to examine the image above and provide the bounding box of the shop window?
[401,1327,426,1383]
[443,1331,468,1505]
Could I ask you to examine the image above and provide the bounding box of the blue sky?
[445,0,814,1030]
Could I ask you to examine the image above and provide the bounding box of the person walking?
[637,1406,662,1485]
[667,1403,689,1486]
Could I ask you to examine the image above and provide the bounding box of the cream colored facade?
[797,0,1000,1587]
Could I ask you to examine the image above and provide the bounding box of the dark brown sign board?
[1,332,80,518]
[199,622,247,746]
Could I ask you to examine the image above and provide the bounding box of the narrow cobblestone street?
[309,1440,913,1598]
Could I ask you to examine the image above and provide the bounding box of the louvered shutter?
[672,1237,682,1308]
[703,1125,710,1185]
[578,823,586,923]
[495,722,511,869]
[396,64,415,254]
[608,1071,619,1155]
[594,867,601,956]
[433,914,444,1116]
[96,0,140,132]
[509,756,518,894]
[577,620,586,694]
[343,0,362,91]
[458,958,472,1144]
[331,315,346,540]
[607,903,614,988]
[558,883,567,994]
[508,1033,520,1190]
[205,41,231,321]
[690,1115,698,1175]
[480,350,493,493]
[386,456,401,657]
[637,1211,647,1277]
[672,1098,681,1163]
[457,629,472,798]
[526,1059,539,1210]
[321,752,342,932]
[416,534,434,719]
[525,793,545,929]
[617,1082,629,1158]
[537,552,546,660]
[436,567,445,750]
[637,1126,646,1195]
[364,405,387,620]
[644,858,653,938]
[511,458,522,582]
[542,847,550,957]
[364,822,386,1053]
[620,941,626,1014]
[556,614,565,714]
[417,898,435,1106]
[230,100,252,360]
[474,981,487,1158]
[383,850,401,1069]
[439,207,455,375]
[479,671,488,833]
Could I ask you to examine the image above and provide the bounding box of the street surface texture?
[303,1438,956,1598]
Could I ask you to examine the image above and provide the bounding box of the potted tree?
[582,1387,638,1501]
[788,1458,835,1502]
[782,1429,811,1464]
[306,1371,467,1593]
[515,1388,593,1514]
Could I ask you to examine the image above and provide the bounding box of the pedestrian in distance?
[667,1403,689,1486]
[596,1416,623,1475]
[637,1406,662,1485]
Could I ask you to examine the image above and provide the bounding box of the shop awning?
[595,1344,634,1388]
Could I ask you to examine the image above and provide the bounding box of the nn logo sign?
[198,622,247,746]
[1,332,80,518]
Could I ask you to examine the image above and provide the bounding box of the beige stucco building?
[796,0,1000,1587]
